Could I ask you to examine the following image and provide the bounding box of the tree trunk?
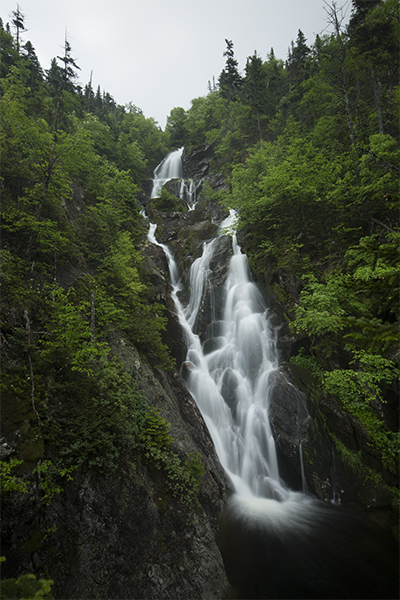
[24,309,41,424]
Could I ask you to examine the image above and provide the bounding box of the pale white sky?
[2,0,350,128]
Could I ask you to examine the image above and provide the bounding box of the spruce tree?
[243,52,268,143]
[57,35,80,93]
[219,39,243,102]
[10,3,26,53]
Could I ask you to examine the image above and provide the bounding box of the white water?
[179,178,202,211]
[151,146,200,210]
[151,147,183,198]
[147,149,288,502]
[185,231,287,501]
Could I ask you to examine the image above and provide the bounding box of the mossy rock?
[150,188,187,213]
[19,431,44,461]
[178,221,219,243]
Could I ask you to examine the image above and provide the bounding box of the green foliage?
[165,106,187,147]
[293,274,347,337]
[1,0,398,529]
[143,407,173,449]
[328,433,365,476]
[0,60,173,380]
[32,460,75,505]
[0,557,53,600]
[219,39,243,102]
[118,104,169,169]
[0,573,53,600]
[292,348,398,474]
[151,187,187,212]
[0,459,28,495]
[44,355,149,474]
[292,230,399,358]
[290,350,324,379]
[140,408,204,505]
[99,231,145,297]
[184,93,228,147]
[322,350,398,472]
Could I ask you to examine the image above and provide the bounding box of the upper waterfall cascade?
[151,147,200,210]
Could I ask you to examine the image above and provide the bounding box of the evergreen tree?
[286,29,310,90]
[22,40,43,88]
[243,52,268,143]
[0,17,18,78]
[347,0,382,34]
[347,0,399,136]
[219,39,243,102]
[46,57,62,95]
[57,34,80,93]
[9,3,26,53]
[94,84,103,114]
[322,1,356,146]
[84,70,94,113]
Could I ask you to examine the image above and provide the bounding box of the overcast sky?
[2,0,350,129]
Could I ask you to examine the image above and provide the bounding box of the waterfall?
[147,150,286,501]
[184,229,287,501]
[179,178,202,211]
[151,147,200,210]
[151,147,183,198]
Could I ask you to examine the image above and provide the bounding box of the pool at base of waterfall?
[219,493,399,599]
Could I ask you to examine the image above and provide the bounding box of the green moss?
[19,432,45,462]
[330,433,365,476]
[150,187,187,212]
[271,282,289,304]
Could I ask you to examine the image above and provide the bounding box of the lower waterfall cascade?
[145,149,399,599]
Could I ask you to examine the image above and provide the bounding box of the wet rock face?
[2,465,229,600]
[182,144,212,180]
[141,240,187,365]
[268,368,335,499]
[267,363,397,508]
[188,235,233,339]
